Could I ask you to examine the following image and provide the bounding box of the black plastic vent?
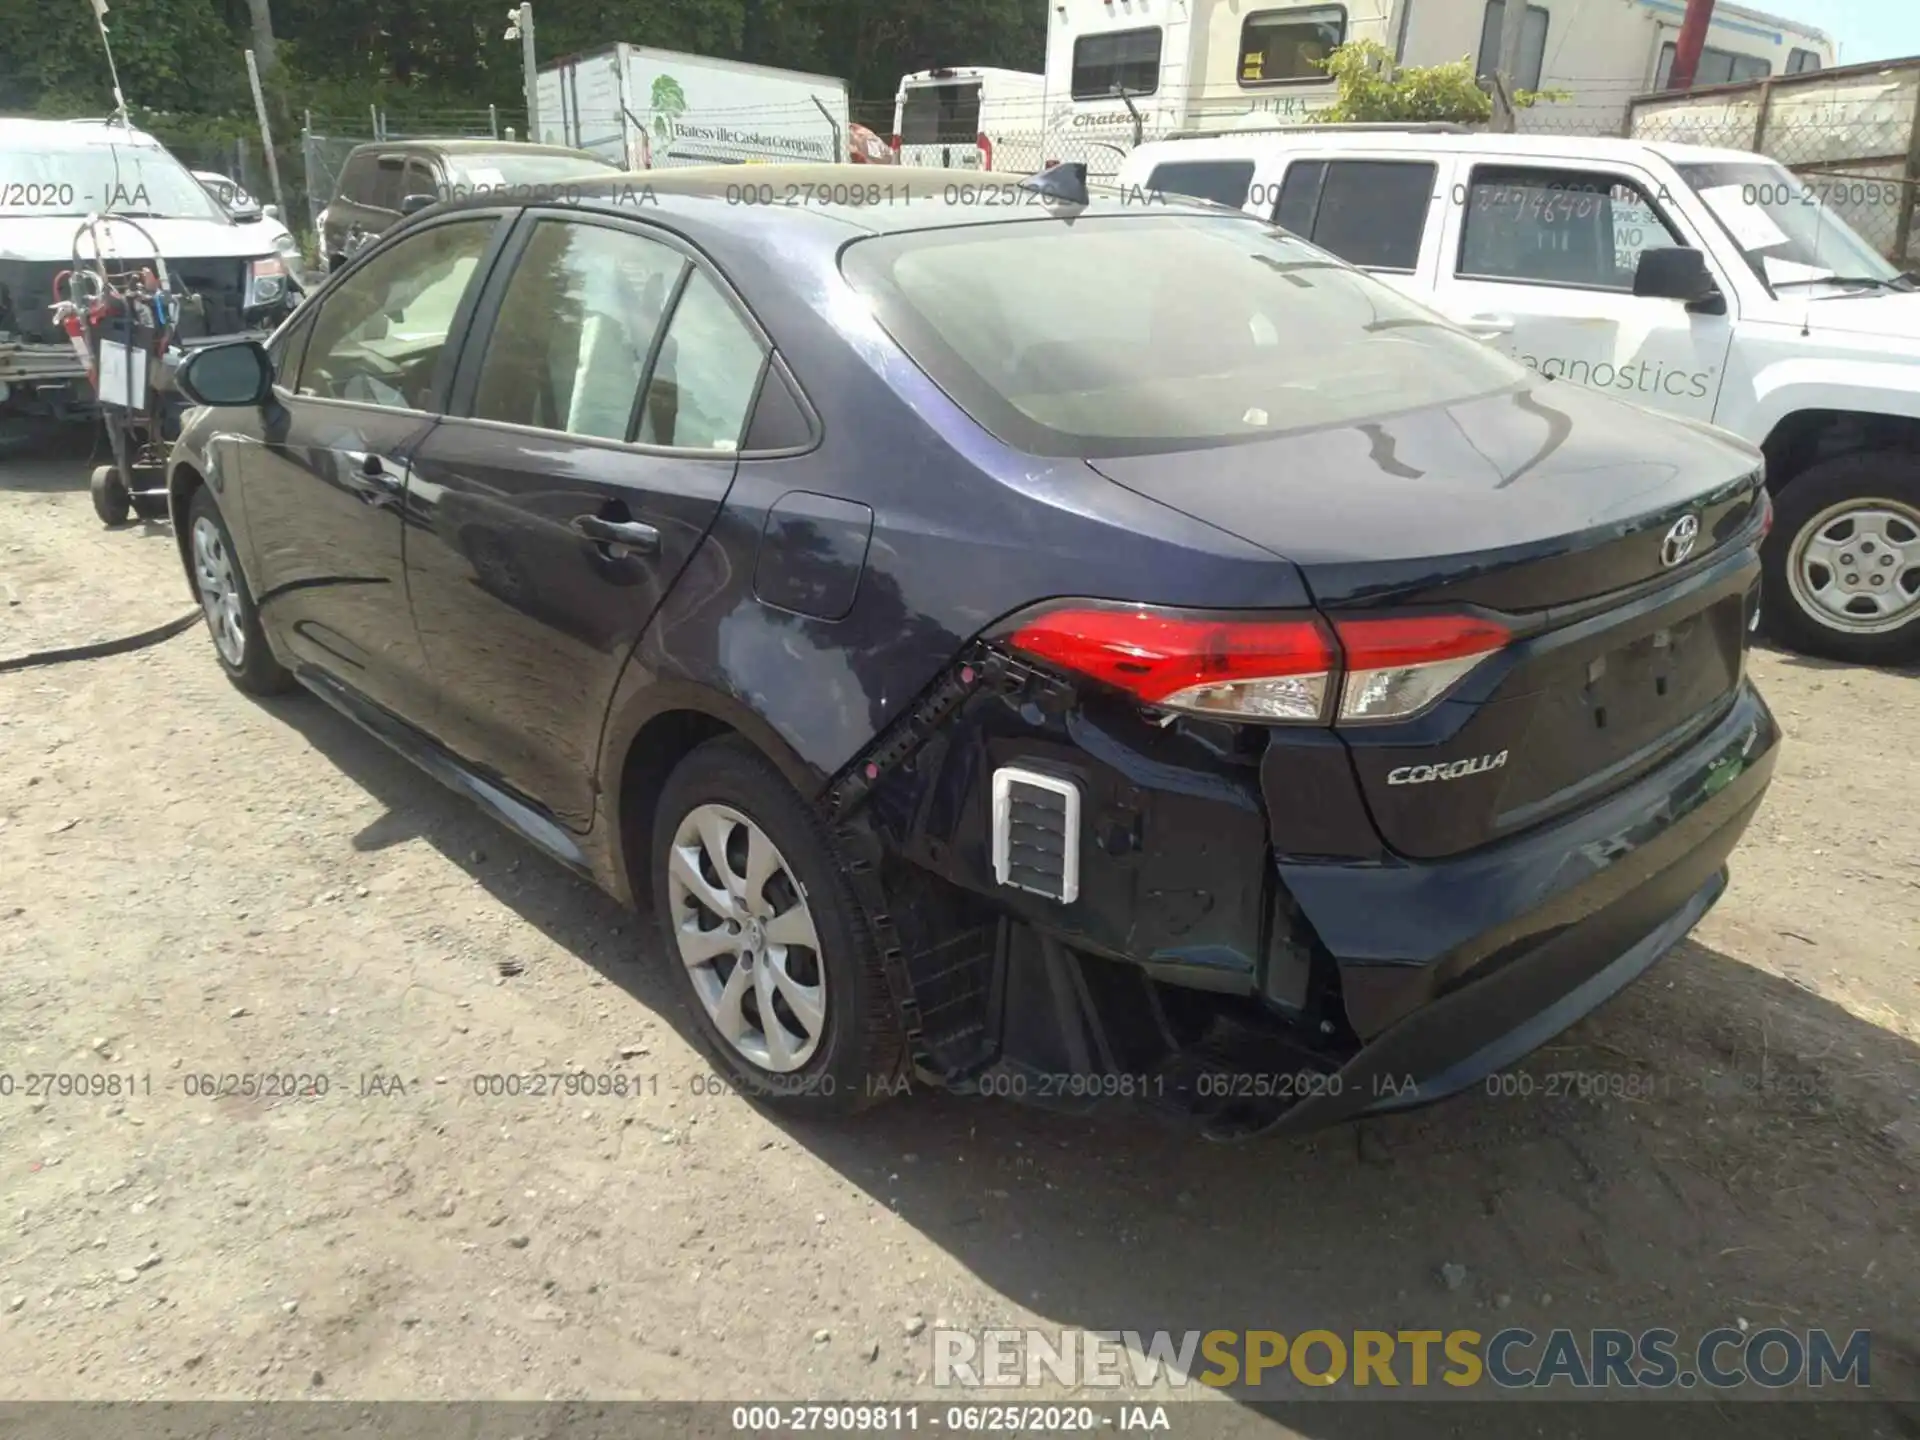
[992,768,1080,904]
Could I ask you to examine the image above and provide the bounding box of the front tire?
[1763,452,1920,666]
[650,737,905,1115]
[187,487,295,696]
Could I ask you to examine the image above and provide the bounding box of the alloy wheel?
[1786,498,1920,635]
[666,802,826,1073]
[192,515,247,666]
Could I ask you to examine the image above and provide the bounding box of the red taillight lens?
[1008,607,1339,722]
[1005,605,1511,726]
[1333,615,1510,724]
[889,133,902,153]
[1759,491,1774,539]
[977,132,994,170]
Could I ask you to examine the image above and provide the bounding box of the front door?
[243,213,506,722]
[404,211,770,830]
[1428,158,1738,422]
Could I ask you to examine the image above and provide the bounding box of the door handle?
[572,514,660,555]
[344,451,403,506]
[1464,314,1516,336]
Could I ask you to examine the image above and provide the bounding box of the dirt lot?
[2,433,1917,1432]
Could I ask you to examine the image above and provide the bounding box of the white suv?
[1118,125,1920,665]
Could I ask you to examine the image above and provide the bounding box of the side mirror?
[1635,247,1724,310]
[175,340,274,407]
[401,193,436,216]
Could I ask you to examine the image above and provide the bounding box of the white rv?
[538,45,852,170]
[892,67,1049,172]
[1041,0,1835,175]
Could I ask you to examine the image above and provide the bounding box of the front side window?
[470,219,685,441]
[1145,160,1256,210]
[369,157,406,213]
[840,212,1531,458]
[635,270,768,451]
[298,220,496,411]
[1656,43,1771,88]
[1272,159,1436,271]
[901,84,985,145]
[1239,6,1347,85]
[1458,166,1683,291]
[1071,28,1162,100]
[1476,1,1550,92]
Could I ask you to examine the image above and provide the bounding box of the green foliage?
[1311,39,1566,124]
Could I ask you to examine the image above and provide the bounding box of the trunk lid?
[1089,381,1766,859]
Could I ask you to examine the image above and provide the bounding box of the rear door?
[403,209,770,830]
[1427,156,1738,421]
[1263,153,1447,301]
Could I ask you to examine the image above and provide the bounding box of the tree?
[1312,39,1564,125]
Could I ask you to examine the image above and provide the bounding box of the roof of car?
[0,116,163,148]
[1126,127,1775,172]
[426,163,1235,236]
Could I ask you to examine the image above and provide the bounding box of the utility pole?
[508,4,541,141]
[244,49,288,223]
[1668,0,1718,91]
[1490,0,1530,133]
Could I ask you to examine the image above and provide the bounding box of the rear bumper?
[1264,678,1778,1133]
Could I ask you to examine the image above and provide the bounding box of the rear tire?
[1762,452,1920,665]
[649,737,905,1116]
[186,487,296,696]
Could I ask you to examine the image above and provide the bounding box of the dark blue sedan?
[164,164,1778,1137]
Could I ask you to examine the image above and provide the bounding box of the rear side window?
[1239,6,1347,85]
[1458,166,1683,290]
[1272,159,1435,271]
[901,84,984,145]
[1655,43,1770,88]
[636,270,768,452]
[840,213,1530,459]
[1072,29,1161,100]
[1144,160,1256,209]
[1787,47,1822,74]
[469,220,685,440]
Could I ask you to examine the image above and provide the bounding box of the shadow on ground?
[272,692,1920,1438]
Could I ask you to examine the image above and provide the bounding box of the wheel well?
[168,463,206,595]
[1762,410,1920,491]
[617,709,734,911]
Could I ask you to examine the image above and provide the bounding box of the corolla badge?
[1386,751,1509,786]
[1661,514,1701,569]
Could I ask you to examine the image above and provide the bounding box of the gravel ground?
[2,433,1917,1431]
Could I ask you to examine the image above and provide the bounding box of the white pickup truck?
[1118,125,1920,665]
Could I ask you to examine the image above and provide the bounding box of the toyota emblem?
[1660,514,1701,569]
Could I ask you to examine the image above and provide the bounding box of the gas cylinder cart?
[53,215,200,527]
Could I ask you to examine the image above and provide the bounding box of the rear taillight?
[1004,605,1511,726]
[1008,608,1337,722]
[977,132,994,170]
[1758,491,1774,539]
[1333,615,1509,724]
[889,133,902,153]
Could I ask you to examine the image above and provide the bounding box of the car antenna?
[1021,161,1090,208]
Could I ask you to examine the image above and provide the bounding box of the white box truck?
[537,45,851,170]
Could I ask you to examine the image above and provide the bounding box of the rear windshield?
[901,84,984,145]
[840,213,1531,459]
